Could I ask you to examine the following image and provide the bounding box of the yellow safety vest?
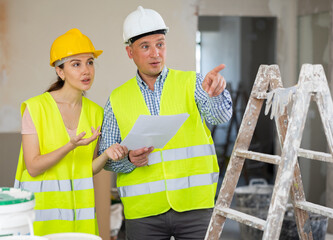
[111,69,219,219]
[14,92,103,236]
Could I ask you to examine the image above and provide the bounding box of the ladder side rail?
[314,66,333,156]
[263,65,313,240]
[282,65,333,240]
[289,64,333,240]
[205,65,277,240]
[272,77,313,239]
[274,106,313,240]
[290,162,314,240]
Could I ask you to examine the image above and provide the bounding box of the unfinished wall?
[0,0,197,134]
[0,0,300,172]
[298,0,330,15]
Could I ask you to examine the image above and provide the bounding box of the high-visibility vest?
[110,69,219,219]
[14,92,103,236]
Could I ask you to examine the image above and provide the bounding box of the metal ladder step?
[215,206,266,230]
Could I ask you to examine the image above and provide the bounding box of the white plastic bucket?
[0,188,35,237]
[45,233,102,240]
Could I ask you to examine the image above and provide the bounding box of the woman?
[14,28,128,236]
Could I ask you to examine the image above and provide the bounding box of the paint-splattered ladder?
[205,64,333,240]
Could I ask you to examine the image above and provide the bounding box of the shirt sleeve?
[195,73,233,125]
[98,98,136,173]
[21,108,37,134]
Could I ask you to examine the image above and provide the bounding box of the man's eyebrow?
[139,38,165,46]
[139,41,149,46]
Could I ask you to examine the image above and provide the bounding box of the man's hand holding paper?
[128,147,154,167]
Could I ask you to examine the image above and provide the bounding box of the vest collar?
[136,66,169,90]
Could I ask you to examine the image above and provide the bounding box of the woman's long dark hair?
[45,64,65,92]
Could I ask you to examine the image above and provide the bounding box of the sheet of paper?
[120,113,189,150]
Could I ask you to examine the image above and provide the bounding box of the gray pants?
[125,208,213,240]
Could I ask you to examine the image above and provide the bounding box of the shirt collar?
[136,66,168,90]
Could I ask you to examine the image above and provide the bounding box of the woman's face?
[57,53,95,92]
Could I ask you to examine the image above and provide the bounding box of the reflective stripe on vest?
[118,172,219,198]
[35,207,95,221]
[148,144,215,165]
[14,177,94,192]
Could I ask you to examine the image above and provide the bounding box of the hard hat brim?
[51,50,103,67]
[126,29,168,45]
[93,50,103,58]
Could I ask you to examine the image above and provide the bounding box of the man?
[99,6,232,240]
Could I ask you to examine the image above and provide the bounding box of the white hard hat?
[123,6,169,44]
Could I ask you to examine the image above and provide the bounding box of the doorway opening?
[198,16,277,185]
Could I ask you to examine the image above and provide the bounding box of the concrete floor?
[327,233,333,240]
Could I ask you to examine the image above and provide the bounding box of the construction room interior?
[1,0,333,239]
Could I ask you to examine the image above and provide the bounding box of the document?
[120,113,190,150]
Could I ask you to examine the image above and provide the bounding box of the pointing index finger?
[211,64,225,74]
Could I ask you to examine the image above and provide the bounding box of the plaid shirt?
[98,66,232,173]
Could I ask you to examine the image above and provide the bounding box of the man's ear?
[126,46,133,59]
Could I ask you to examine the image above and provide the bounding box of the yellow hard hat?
[50,28,103,66]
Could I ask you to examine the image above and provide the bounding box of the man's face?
[126,34,166,80]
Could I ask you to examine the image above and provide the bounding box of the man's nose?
[150,47,159,57]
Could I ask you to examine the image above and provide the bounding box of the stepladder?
[205,64,333,240]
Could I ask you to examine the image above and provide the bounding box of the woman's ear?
[55,66,65,80]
